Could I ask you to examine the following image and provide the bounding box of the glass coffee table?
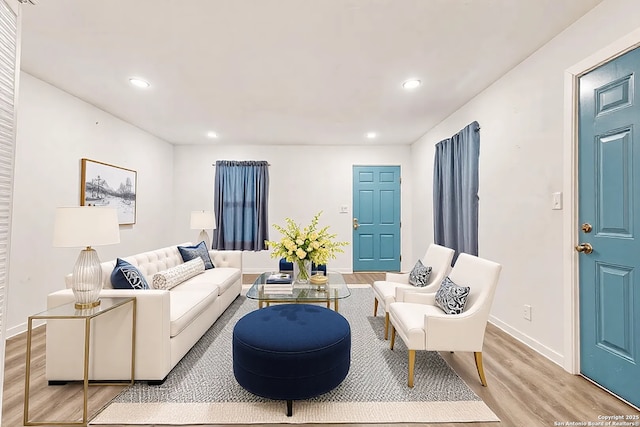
[246,272,350,311]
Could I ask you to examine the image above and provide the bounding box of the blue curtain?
[212,161,269,251]
[433,121,480,263]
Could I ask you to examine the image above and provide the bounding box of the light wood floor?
[3,273,638,426]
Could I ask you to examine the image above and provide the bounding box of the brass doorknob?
[575,243,593,254]
[581,223,593,233]
[353,218,359,230]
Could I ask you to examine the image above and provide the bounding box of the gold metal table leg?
[23,318,33,426]
[82,318,91,425]
[23,316,90,426]
[23,298,136,426]
[130,298,137,385]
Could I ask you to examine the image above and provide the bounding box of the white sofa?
[45,242,242,382]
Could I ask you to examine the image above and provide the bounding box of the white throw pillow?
[152,258,205,290]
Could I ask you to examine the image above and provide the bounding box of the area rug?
[90,285,499,425]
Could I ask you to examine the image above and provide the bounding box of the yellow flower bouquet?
[265,211,349,283]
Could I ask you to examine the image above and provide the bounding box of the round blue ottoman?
[233,304,351,416]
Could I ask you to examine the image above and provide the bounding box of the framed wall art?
[81,158,137,225]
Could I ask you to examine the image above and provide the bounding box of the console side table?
[23,297,136,426]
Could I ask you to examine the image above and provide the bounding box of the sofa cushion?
[130,246,183,278]
[111,258,150,290]
[183,267,241,295]
[178,241,214,270]
[152,258,205,290]
[100,244,195,289]
[168,285,219,337]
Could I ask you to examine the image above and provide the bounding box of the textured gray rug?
[91,286,499,424]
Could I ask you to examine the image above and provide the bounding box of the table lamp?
[53,207,120,309]
[190,210,216,249]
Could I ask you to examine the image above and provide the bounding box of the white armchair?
[388,253,502,387]
[372,244,455,339]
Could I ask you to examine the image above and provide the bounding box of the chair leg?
[474,351,488,387]
[384,313,389,340]
[389,325,395,350]
[408,350,415,388]
[373,298,378,316]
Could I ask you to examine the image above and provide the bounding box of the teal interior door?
[352,166,400,272]
[578,46,640,408]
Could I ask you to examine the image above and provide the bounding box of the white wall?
[173,144,413,273]
[11,0,638,368]
[7,73,175,336]
[411,0,640,366]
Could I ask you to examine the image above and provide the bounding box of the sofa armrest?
[46,288,172,381]
[385,272,410,283]
[402,292,437,305]
[209,250,242,270]
[47,289,76,308]
[395,281,442,302]
[424,310,488,351]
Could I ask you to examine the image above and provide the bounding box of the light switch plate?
[552,192,563,210]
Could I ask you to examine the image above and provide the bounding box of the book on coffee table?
[263,284,294,294]
[266,273,292,284]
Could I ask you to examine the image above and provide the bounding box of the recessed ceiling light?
[366,132,377,139]
[207,131,218,139]
[402,79,421,90]
[129,77,150,88]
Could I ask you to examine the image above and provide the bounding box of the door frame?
[563,28,640,375]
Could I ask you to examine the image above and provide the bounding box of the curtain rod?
[211,162,271,166]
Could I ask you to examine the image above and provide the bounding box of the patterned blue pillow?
[178,241,214,270]
[111,258,149,290]
[435,277,470,314]
[408,259,432,287]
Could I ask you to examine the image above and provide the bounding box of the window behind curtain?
[212,161,269,251]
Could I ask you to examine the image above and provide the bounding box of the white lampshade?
[53,207,120,309]
[53,207,120,248]
[190,210,216,230]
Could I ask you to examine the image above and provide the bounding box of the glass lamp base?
[72,247,103,308]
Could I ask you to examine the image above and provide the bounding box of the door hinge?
[400,255,402,261]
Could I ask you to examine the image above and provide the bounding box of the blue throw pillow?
[111,258,149,290]
[178,241,214,270]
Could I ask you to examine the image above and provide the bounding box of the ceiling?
[19,0,603,146]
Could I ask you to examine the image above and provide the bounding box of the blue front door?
[352,166,401,272]
[578,46,640,408]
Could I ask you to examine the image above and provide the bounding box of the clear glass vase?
[293,259,312,284]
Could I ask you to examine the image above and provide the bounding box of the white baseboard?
[489,315,565,369]
[6,320,45,339]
